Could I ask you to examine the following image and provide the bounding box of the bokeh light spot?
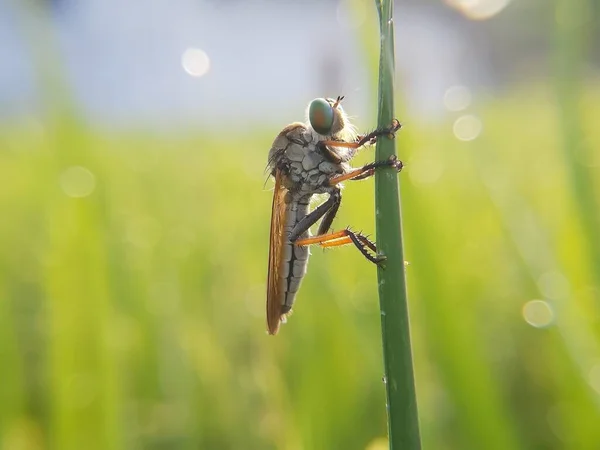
[522,299,554,328]
[1,418,44,450]
[182,47,210,77]
[453,115,482,141]
[444,85,472,111]
[60,166,96,198]
[366,437,389,450]
[445,0,512,20]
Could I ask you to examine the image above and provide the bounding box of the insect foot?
[387,155,404,172]
[386,119,402,139]
[375,254,387,268]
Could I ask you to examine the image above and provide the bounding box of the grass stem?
[374,1,421,448]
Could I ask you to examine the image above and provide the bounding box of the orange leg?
[320,140,364,149]
[328,156,403,186]
[317,119,402,164]
[329,167,375,185]
[320,234,377,253]
[294,229,348,246]
[320,236,353,248]
[294,229,383,264]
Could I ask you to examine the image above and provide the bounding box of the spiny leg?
[293,154,399,260]
[297,230,376,253]
[294,229,384,265]
[355,118,402,147]
[291,155,402,263]
[319,234,376,252]
[318,119,402,163]
[321,119,401,150]
[328,155,403,186]
[289,188,341,242]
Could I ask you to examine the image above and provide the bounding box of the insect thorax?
[278,127,350,197]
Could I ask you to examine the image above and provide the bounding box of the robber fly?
[266,96,402,335]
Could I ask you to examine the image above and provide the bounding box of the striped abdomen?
[278,195,311,315]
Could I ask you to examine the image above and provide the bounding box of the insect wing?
[266,169,287,335]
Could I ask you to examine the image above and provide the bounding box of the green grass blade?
[374,1,421,448]
[554,0,600,290]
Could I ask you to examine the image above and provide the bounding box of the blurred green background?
[1,0,600,449]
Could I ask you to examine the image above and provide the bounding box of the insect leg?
[348,158,404,181]
[317,119,402,163]
[288,188,341,242]
[328,156,403,186]
[295,229,384,265]
[317,191,341,236]
[316,233,377,252]
[355,119,402,147]
[319,119,401,151]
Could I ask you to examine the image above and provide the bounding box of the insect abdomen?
[279,196,310,314]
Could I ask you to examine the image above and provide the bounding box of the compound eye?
[308,98,334,135]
